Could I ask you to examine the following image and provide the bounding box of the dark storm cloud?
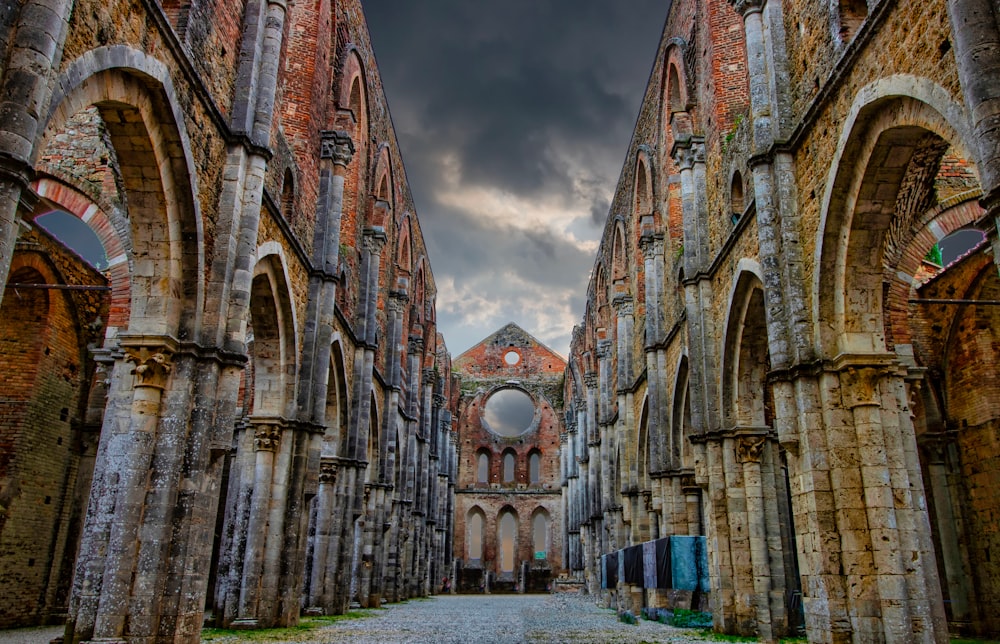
[362,1,666,354]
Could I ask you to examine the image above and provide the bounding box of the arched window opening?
[499,510,517,574]
[930,228,986,267]
[612,224,627,282]
[529,451,541,485]
[532,511,549,558]
[503,451,516,483]
[281,169,294,221]
[477,451,490,484]
[378,173,389,201]
[468,510,484,562]
[667,65,684,114]
[730,171,744,225]
[35,210,109,270]
[838,0,868,41]
[349,77,363,122]
[635,158,652,215]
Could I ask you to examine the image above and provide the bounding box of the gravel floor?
[0,594,713,644]
[212,594,712,644]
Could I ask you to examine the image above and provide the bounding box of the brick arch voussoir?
[883,198,986,348]
[31,177,132,331]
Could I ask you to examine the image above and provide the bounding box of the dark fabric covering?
[642,540,657,588]
[606,551,619,587]
[655,537,672,588]
[623,545,644,584]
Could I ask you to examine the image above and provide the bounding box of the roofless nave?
[0,1,998,643]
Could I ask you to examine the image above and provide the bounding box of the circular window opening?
[484,388,535,437]
[504,350,520,366]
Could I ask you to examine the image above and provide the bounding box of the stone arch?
[664,44,694,143]
[664,44,689,114]
[637,395,651,486]
[369,144,393,229]
[248,248,298,418]
[365,392,380,484]
[611,220,628,283]
[670,355,692,469]
[721,265,770,428]
[396,214,412,276]
[336,47,370,254]
[815,76,976,357]
[634,150,654,216]
[412,258,426,323]
[323,337,350,457]
[30,177,131,332]
[42,46,204,340]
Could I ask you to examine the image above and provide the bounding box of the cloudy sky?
[362,1,667,358]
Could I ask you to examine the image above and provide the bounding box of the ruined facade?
[0,0,456,640]
[450,324,565,594]
[561,0,1000,642]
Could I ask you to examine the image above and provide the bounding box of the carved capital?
[319,458,337,483]
[612,294,634,317]
[362,227,388,254]
[596,340,613,360]
[639,232,663,259]
[583,372,598,389]
[729,0,764,17]
[124,346,174,389]
[321,130,355,167]
[736,436,766,464]
[841,366,882,409]
[253,424,282,451]
[671,138,705,170]
[388,290,408,314]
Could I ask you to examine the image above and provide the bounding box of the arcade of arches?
[0,1,998,643]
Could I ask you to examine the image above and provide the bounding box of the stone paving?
[0,594,713,644]
[210,594,711,644]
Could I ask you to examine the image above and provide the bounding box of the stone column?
[236,421,282,624]
[306,460,337,610]
[85,342,174,641]
[919,433,973,628]
[673,139,718,439]
[946,0,1000,272]
[0,0,73,307]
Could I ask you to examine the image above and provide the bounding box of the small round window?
[504,350,520,365]
[484,388,535,437]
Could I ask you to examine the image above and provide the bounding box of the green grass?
[201,611,373,641]
[696,633,758,643]
[951,640,1000,644]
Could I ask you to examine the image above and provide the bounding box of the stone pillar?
[946,0,1000,272]
[306,460,337,610]
[0,0,73,308]
[235,421,282,624]
[84,343,174,640]
[673,138,718,439]
[919,433,973,628]
[814,362,946,643]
